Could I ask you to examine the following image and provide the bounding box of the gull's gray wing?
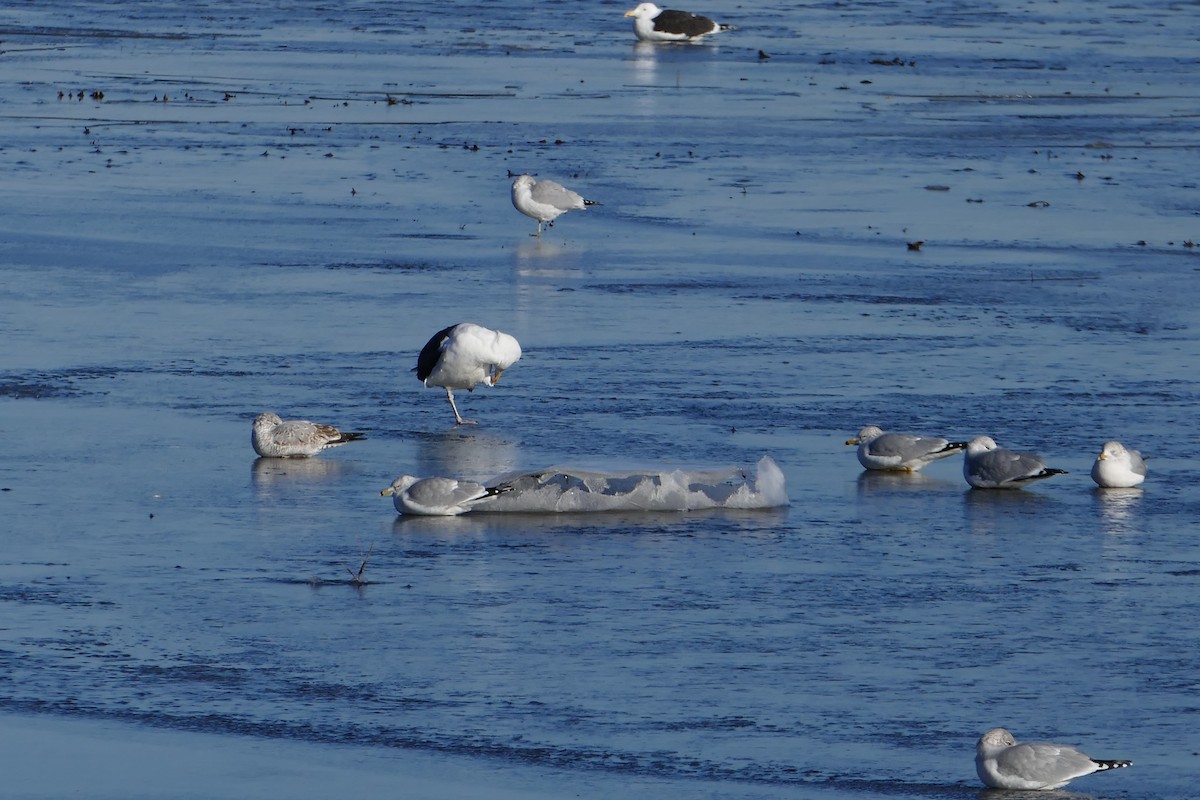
[530,179,585,211]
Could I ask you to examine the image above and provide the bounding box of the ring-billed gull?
[975,727,1132,790]
[414,322,522,425]
[623,3,733,42]
[845,425,967,472]
[963,436,1067,489]
[252,412,366,458]
[510,174,599,237]
[381,475,513,516]
[1091,440,1147,488]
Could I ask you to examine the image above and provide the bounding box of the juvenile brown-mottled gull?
[252,412,365,458]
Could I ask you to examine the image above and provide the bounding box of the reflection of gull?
[1091,440,1147,488]
[251,457,358,500]
[624,3,733,42]
[855,469,957,496]
[1094,486,1143,533]
[414,429,520,482]
[975,727,1132,790]
[963,436,1067,489]
[381,475,513,516]
[414,323,522,426]
[252,412,365,458]
[845,425,966,472]
[510,174,600,238]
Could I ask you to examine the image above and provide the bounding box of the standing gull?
[381,475,513,516]
[414,322,522,425]
[252,412,366,458]
[624,2,733,42]
[963,436,1067,489]
[510,174,599,237]
[845,425,967,472]
[1091,440,1147,488]
[975,727,1132,790]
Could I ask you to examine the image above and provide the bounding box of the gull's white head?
[966,436,998,455]
[1097,440,1127,461]
[846,425,885,446]
[511,174,535,191]
[977,727,1017,755]
[381,475,420,497]
[625,2,662,19]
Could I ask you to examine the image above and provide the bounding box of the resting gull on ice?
[381,475,513,516]
[414,322,522,425]
[252,412,365,458]
[624,2,733,42]
[845,425,967,472]
[975,727,1132,790]
[963,436,1067,489]
[1091,439,1147,488]
[510,174,599,237]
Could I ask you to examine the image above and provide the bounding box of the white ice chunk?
[480,456,788,513]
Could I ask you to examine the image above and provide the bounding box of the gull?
[624,3,733,43]
[381,475,513,516]
[845,425,967,472]
[251,412,366,458]
[1091,440,1147,488]
[963,436,1067,489]
[976,727,1132,790]
[414,322,522,425]
[510,174,599,237]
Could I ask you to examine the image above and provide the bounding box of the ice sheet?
[480,456,788,513]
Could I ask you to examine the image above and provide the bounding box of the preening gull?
[963,436,1067,489]
[414,322,522,425]
[975,727,1132,790]
[845,425,967,472]
[624,2,733,42]
[381,475,513,516]
[1091,440,1147,488]
[252,412,365,458]
[510,174,599,237]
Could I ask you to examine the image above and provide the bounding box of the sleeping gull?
[624,2,733,42]
[1091,440,1147,488]
[845,425,967,472]
[381,475,513,516]
[414,322,522,425]
[975,727,1132,790]
[963,436,1067,489]
[510,174,599,237]
[252,412,366,458]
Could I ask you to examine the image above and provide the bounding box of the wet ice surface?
[1,0,1198,797]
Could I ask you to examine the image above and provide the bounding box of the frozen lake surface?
[1,1,1198,797]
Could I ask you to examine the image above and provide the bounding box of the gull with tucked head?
[510,174,599,237]
[975,727,1132,790]
[414,322,522,425]
[962,436,1067,489]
